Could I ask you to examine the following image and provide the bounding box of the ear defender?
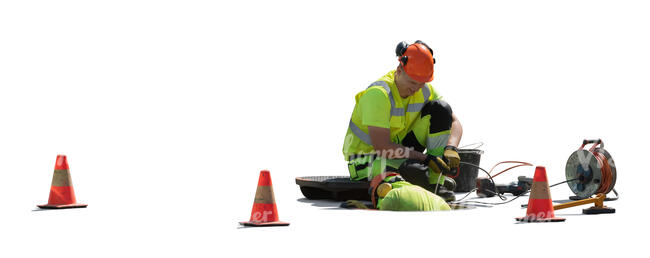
[395,41,409,57]
[396,41,410,67]
[376,183,393,198]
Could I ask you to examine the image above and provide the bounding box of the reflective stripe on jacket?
[343,70,437,160]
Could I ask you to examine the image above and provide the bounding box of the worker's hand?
[444,146,460,169]
[424,154,450,175]
[341,200,370,209]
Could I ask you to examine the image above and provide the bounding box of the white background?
[1,0,649,257]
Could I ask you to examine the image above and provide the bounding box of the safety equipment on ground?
[240,170,290,227]
[38,155,87,209]
[395,40,435,83]
[516,166,565,222]
[444,145,460,168]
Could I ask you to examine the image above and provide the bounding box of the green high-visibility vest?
[342,70,438,160]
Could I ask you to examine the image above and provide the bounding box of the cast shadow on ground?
[31,206,88,212]
[297,198,355,210]
[513,212,615,224]
[297,198,480,210]
[236,224,291,230]
[32,207,60,212]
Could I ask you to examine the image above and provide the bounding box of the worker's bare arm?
[447,113,462,147]
[367,126,428,161]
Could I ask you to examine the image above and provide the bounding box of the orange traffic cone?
[37,155,87,209]
[240,170,289,227]
[516,166,564,222]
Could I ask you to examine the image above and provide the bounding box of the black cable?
[609,189,619,201]
[453,193,526,206]
[456,161,507,201]
[451,173,578,206]
[550,178,578,188]
[454,188,477,202]
[452,162,537,203]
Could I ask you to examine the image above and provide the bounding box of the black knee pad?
[421,100,453,133]
[401,131,426,152]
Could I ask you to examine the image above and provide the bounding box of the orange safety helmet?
[396,40,436,83]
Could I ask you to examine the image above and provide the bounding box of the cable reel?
[565,139,617,200]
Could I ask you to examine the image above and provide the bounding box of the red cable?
[583,141,613,195]
[593,151,613,194]
[489,161,534,178]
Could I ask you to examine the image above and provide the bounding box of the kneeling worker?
[342,40,463,203]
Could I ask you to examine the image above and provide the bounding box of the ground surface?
[4,168,642,258]
[2,1,649,257]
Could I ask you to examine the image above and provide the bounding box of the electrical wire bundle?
[451,161,577,206]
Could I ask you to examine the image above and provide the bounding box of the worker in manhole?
[343,40,463,207]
